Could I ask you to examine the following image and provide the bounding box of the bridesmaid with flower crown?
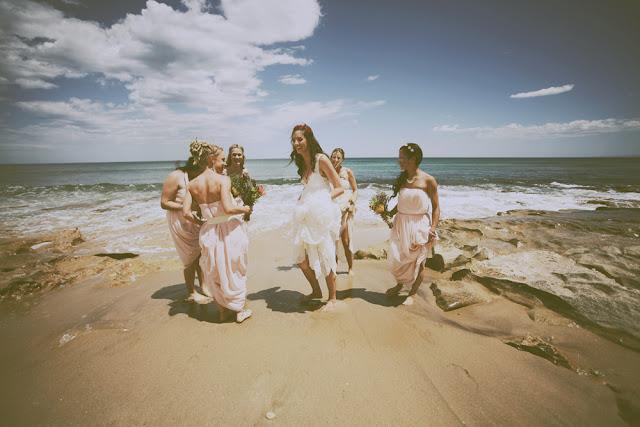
[183,139,253,323]
[290,124,344,313]
[385,143,440,306]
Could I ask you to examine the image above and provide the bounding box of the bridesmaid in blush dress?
[182,139,253,323]
[161,154,209,302]
[330,148,358,276]
[385,143,440,306]
[225,144,250,178]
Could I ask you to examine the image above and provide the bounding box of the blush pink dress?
[199,199,249,312]
[167,172,201,268]
[388,188,438,285]
[334,167,355,253]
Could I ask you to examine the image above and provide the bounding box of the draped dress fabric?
[334,167,355,253]
[199,199,249,312]
[388,188,438,285]
[293,156,341,280]
[166,172,201,267]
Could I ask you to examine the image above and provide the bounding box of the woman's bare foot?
[321,299,337,313]
[402,295,415,306]
[236,309,252,323]
[386,284,402,296]
[186,292,210,304]
[300,291,322,303]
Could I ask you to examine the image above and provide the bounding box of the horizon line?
[2,155,639,166]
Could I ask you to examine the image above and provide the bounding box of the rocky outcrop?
[470,250,640,344]
[430,279,497,311]
[0,228,168,302]
[354,241,388,260]
[504,334,577,371]
[426,208,640,350]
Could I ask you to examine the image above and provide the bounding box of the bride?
[289,124,344,313]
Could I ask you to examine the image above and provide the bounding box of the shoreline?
[1,208,639,424]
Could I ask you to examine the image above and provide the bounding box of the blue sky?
[0,0,639,163]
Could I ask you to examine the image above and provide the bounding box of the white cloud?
[0,0,375,161]
[510,84,574,99]
[6,95,386,161]
[366,75,379,81]
[279,74,307,85]
[433,118,640,139]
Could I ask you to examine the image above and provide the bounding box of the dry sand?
[0,225,637,425]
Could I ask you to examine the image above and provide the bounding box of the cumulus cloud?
[433,119,640,139]
[279,74,307,85]
[510,84,574,99]
[0,0,378,161]
[366,75,379,81]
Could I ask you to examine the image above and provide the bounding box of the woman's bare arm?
[347,168,358,208]
[182,187,203,225]
[161,171,182,211]
[426,176,440,238]
[220,177,252,215]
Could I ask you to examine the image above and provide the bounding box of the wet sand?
[1,212,639,425]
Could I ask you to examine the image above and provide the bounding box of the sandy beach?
[1,210,639,425]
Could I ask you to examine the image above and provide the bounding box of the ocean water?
[1,157,639,255]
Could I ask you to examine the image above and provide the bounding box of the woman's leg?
[184,259,209,302]
[321,271,337,313]
[341,230,354,275]
[298,256,322,302]
[402,263,425,306]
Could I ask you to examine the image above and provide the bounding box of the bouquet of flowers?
[369,190,393,228]
[230,174,266,221]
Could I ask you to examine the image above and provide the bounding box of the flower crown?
[190,137,219,160]
[294,124,313,134]
[403,144,415,153]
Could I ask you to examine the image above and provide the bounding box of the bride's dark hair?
[288,124,326,178]
[392,143,423,197]
[175,156,200,172]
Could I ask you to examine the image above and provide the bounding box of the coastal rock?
[425,253,445,272]
[430,280,497,311]
[471,250,640,344]
[354,241,388,260]
[473,247,494,261]
[623,246,640,257]
[0,228,85,256]
[427,246,470,272]
[95,253,139,260]
[567,247,640,290]
[504,333,577,371]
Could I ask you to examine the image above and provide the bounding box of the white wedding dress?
[292,155,341,280]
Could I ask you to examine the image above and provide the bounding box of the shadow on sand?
[151,283,232,324]
[246,286,324,313]
[246,286,404,313]
[336,287,404,308]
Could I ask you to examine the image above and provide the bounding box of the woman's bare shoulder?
[167,169,184,181]
[421,171,437,185]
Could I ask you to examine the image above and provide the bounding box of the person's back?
[189,169,224,205]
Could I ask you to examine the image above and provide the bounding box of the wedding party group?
[160,124,440,322]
